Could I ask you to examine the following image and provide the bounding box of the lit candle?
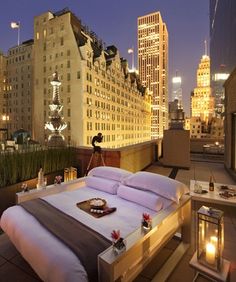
[201,224,205,242]
[210,236,218,247]
[206,243,215,264]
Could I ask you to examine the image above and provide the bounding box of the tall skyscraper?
[138,11,168,139]
[191,54,214,122]
[190,53,223,139]
[33,9,151,148]
[210,0,236,116]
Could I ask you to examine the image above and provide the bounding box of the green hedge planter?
[0,147,77,188]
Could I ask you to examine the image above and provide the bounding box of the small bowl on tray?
[89,198,106,210]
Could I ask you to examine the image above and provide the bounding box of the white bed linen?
[0,186,173,282]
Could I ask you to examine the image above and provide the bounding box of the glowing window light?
[214,73,229,81]
[172,76,181,83]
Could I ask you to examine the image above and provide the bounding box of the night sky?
[0,0,209,115]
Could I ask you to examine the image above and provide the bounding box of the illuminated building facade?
[4,40,34,138]
[191,54,213,138]
[0,52,7,139]
[190,117,204,139]
[138,11,168,139]
[0,52,6,117]
[33,9,151,148]
[191,54,214,122]
[190,53,224,139]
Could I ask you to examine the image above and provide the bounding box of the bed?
[0,166,191,282]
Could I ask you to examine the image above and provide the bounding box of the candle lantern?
[64,167,77,182]
[197,206,224,272]
[64,168,70,182]
[70,167,77,180]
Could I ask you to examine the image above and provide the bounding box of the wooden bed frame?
[16,178,191,282]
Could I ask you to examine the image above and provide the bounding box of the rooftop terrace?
[0,155,235,281]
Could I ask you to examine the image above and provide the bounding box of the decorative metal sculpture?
[45,72,67,147]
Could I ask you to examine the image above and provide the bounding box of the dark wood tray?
[77,200,116,218]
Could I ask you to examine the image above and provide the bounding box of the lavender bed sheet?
[0,185,172,282]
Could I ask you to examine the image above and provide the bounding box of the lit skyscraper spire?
[204,39,208,56]
[172,70,182,108]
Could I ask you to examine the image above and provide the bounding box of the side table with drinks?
[190,180,236,207]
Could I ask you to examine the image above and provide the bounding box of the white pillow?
[88,166,132,182]
[122,171,189,203]
[117,184,164,212]
[85,176,119,194]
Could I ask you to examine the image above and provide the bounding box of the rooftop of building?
[0,154,235,281]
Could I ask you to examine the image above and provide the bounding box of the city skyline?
[0,0,209,115]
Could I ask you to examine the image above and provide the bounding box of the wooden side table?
[190,180,236,207]
[189,252,230,282]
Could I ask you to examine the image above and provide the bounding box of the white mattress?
[0,186,172,282]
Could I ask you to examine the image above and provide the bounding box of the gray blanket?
[20,198,111,282]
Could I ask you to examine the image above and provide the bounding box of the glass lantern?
[64,168,70,182]
[69,167,77,180]
[64,167,77,182]
[197,206,224,272]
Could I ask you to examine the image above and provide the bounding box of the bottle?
[209,176,214,192]
[37,168,44,189]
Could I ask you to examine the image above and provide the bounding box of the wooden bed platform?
[16,178,191,282]
[98,195,191,282]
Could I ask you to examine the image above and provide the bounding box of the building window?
[60,37,64,46]
[77,71,80,79]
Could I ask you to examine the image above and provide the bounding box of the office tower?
[4,40,34,138]
[138,11,168,139]
[190,54,214,138]
[0,52,7,140]
[33,9,151,148]
[191,54,214,122]
[210,0,236,115]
